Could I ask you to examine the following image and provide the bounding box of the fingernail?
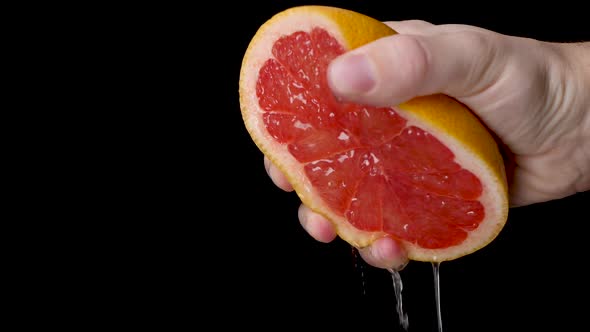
[263,157,271,175]
[392,259,409,272]
[297,204,308,226]
[329,53,376,95]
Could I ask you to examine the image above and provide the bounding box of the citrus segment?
[240,6,509,262]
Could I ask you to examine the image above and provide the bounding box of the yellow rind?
[291,6,397,49]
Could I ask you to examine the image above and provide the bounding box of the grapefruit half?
[239,5,509,262]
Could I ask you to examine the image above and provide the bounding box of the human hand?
[264,20,590,269]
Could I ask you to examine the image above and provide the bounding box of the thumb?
[327,31,503,107]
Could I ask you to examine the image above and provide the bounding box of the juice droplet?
[351,246,366,295]
[388,268,409,330]
[433,262,443,332]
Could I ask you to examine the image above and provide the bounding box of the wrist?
[559,42,590,192]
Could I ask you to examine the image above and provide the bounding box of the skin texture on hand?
[264,20,590,270]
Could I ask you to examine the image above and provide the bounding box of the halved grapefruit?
[239,5,509,262]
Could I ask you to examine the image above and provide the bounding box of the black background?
[119,1,589,331]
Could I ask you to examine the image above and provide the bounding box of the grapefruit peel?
[239,6,509,262]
